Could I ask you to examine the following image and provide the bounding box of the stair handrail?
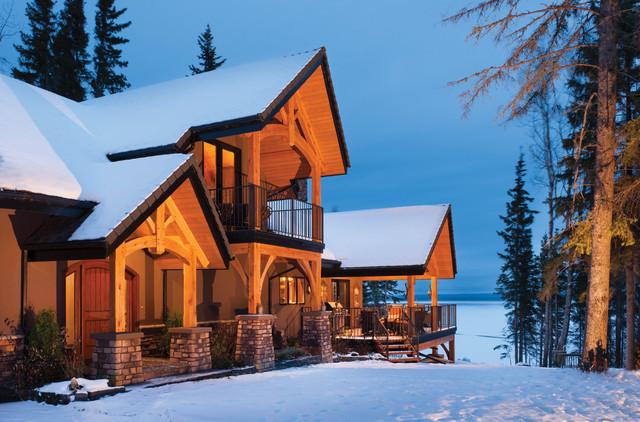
[373,308,391,359]
[401,308,421,357]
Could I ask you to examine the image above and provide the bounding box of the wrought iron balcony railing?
[210,184,323,243]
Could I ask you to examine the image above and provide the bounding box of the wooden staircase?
[376,338,421,363]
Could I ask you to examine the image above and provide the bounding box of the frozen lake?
[416,294,508,365]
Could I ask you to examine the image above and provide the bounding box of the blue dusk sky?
[0,1,550,294]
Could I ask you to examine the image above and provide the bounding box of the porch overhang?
[24,156,233,268]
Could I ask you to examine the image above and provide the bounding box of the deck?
[329,304,457,362]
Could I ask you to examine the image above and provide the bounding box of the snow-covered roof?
[0,74,193,239]
[322,205,452,270]
[81,49,324,155]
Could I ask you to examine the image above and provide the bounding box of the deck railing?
[210,184,323,242]
[329,304,457,339]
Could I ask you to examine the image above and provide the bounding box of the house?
[0,48,348,386]
[0,47,457,389]
[321,205,457,362]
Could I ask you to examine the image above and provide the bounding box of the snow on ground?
[2,361,640,421]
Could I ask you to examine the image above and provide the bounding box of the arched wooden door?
[66,261,139,360]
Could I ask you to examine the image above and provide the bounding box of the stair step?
[385,344,412,349]
[388,358,421,363]
[387,351,415,356]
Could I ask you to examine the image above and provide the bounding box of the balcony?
[211,184,323,244]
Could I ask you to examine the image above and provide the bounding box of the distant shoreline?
[414,293,500,302]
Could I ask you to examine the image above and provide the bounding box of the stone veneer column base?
[91,332,143,386]
[0,334,24,388]
[169,327,212,372]
[235,315,275,372]
[302,311,333,363]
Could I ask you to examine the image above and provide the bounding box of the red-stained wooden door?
[67,261,139,360]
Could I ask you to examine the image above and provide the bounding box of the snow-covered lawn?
[1,361,639,421]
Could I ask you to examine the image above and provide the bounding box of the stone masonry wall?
[0,334,24,388]
[235,315,274,372]
[91,332,143,386]
[169,327,212,372]
[302,311,333,363]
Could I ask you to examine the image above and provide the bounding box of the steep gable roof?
[83,47,349,176]
[0,74,231,266]
[322,205,457,279]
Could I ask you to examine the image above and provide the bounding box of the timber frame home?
[0,48,457,386]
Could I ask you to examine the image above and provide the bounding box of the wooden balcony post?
[407,276,415,308]
[431,276,438,306]
[311,164,321,241]
[311,259,322,311]
[109,244,127,332]
[248,132,261,229]
[247,243,261,314]
[183,247,197,327]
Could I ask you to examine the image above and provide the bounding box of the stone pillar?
[302,311,333,363]
[0,334,24,388]
[91,332,143,386]
[235,315,274,372]
[169,327,212,372]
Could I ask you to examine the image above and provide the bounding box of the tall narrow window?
[65,272,76,344]
[203,143,217,188]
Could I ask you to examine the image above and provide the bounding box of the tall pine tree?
[12,0,56,90]
[496,154,538,364]
[90,0,130,97]
[189,24,225,75]
[50,0,89,100]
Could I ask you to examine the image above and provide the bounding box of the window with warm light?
[279,276,306,305]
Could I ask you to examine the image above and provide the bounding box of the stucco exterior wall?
[0,209,23,334]
[0,209,60,334]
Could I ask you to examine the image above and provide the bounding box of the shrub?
[161,311,183,358]
[16,309,65,389]
[210,327,242,369]
[275,347,305,361]
[28,309,62,362]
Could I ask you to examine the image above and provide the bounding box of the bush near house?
[210,324,243,369]
[15,309,84,390]
[161,311,183,358]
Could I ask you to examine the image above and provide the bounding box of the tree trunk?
[626,252,636,370]
[544,297,552,366]
[615,277,624,368]
[557,267,574,352]
[583,0,617,372]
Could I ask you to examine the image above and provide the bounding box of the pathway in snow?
[1,361,639,421]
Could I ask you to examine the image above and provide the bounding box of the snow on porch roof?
[0,74,230,260]
[81,48,329,156]
[322,205,454,272]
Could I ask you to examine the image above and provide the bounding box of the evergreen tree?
[496,154,538,364]
[50,0,89,100]
[90,0,130,97]
[11,0,56,89]
[363,280,403,308]
[189,24,225,75]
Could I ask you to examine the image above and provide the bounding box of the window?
[65,271,76,344]
[332,279,350,308]
[200,140,241,192]
[279,276,306,305]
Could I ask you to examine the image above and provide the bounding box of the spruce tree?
[90,0,130,97]
[189,24,225,75]
[496,154,538,364]
[50,0,89,100]
[11,0,56,89]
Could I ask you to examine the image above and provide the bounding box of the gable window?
[279,276,306,305]
[200,140,241,192]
